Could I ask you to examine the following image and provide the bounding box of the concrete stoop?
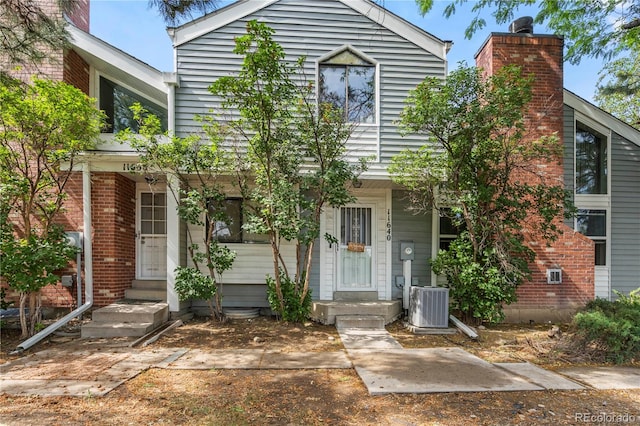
[124,280,166,302]
[311,300,402,325]
[81,301,169,338]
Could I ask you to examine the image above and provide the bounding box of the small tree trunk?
[19,293,28,338]
[299,240,314,303]
[213,283,226,323]
[271,238,285,316]
[208,298,225,322]
[28,292,40,336]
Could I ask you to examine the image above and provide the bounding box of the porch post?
[166,174,180,312]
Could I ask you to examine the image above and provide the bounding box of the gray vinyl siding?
[175,0,445,164]
[563,106,575,199]
[391,190,432,299]
[610,132,640,296]
[191,284,270,310]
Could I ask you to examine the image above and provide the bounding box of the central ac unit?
[409,286,449,328]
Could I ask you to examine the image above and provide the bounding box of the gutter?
[12,162,94,354]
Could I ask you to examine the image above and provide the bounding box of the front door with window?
[338,206,375,291]
[137,191,167,279]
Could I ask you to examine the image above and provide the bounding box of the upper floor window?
[576,122,607,195]
[99,76,167,134]
[319,49,375,124]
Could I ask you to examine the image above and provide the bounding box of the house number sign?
[122,163,143,172]
[386,209,392,241]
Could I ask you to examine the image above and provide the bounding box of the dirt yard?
[1,316,639,425]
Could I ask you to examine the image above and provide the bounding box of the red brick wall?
[91,173,136,306]
[6,0,90,83]
[475,33,594,316]
[67,0,90,32]
[63,50,90,96]
[5,172,138,310]
[40,173,85,308]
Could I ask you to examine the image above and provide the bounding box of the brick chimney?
[474,22,595,322]
[63,0,91,94]
[8,0,91,86]
[67,0,91,32]
[475,26,564,175]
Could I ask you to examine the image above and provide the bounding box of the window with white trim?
[576,122,607,195]
[207,198,269,244]
[99,76,167,133]
[576,209,607,266]
[319,50,375,124]
[438,208,463,251]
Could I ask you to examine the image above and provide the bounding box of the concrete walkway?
[337,327,586,395]
[1,328,639,397]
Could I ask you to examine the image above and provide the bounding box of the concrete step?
[81,321,155,338]
[81,301,169,339]
[311,301,402,325]
[91,302,169,324]
[336,315,385,330]
[334,291,378,302]
[131,280,166,290]
[124,288,166,301]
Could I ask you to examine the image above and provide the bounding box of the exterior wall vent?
[509,16,534,34]
[547,268,562,284]
[409,286,449,328]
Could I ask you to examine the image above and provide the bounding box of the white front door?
[337,205,375,291]
[137,191,167,279]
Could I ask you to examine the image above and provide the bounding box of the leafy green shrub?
[174,267,217,302]
[571,289,640,364]
[431,232,527,324]
[266,271,311,323]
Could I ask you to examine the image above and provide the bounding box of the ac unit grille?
[409,287,449,328]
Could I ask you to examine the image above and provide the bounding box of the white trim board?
[564,89,640,147]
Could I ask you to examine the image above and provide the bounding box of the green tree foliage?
[209,21,366,322]
[415,0,640,65]
[0,77,104,337]
[390,65,568,323]
[595,54,640,127]
[148,0,219,25]
[0,0,73,74]
[120,104,236,322]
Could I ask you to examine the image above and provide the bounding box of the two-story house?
[11,0,638,332]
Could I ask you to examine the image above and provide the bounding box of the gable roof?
[564,89,640,147]
[67,24,167,105]
[168,0,451,60]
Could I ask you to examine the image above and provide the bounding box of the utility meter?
[400,241,415,261]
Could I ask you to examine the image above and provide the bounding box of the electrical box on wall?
[65,231,83,251]
[61,275,75,287]
[547,268,562,284]
[400,241,415,261]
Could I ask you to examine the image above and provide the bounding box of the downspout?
[12,162,94,353]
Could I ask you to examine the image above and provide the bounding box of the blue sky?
[90,0,605,102]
